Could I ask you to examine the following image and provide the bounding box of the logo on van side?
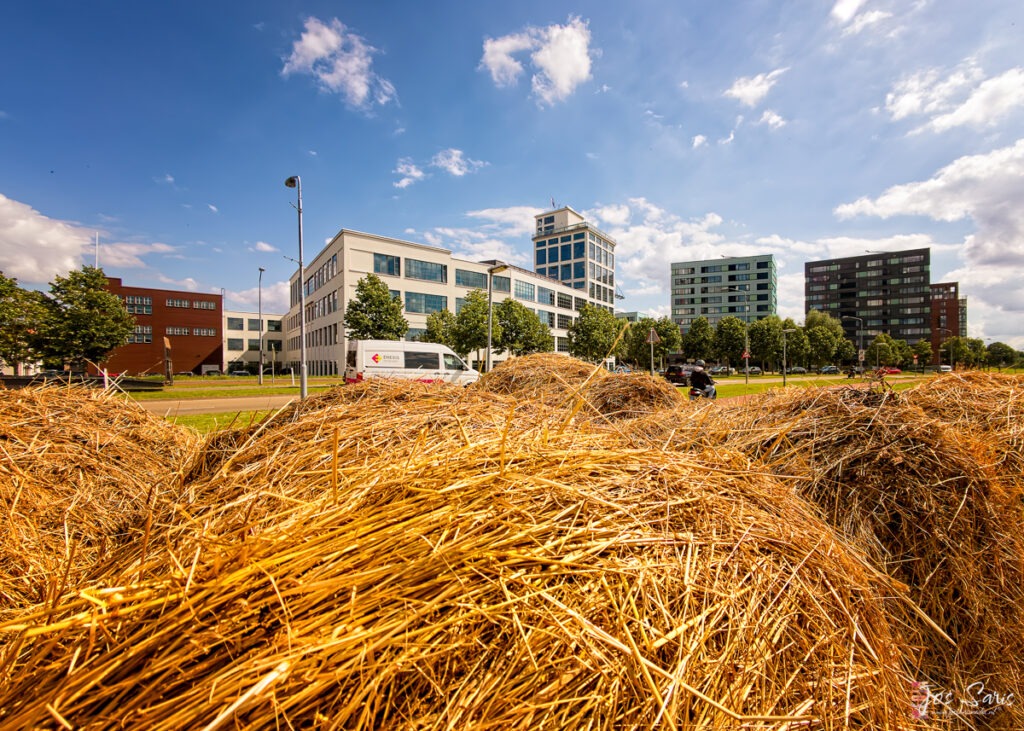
[372,353,381,363]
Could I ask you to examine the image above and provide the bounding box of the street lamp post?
[486,262,509,372]
[782,328,796,387]
[258,266,265,386]
[725,286,750,385]
[284,176,307,399]
[841,315,864,373]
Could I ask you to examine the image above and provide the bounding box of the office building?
[929,282,967,364]
[284,225,614,376]
[224,309,286,373]
[670,255,777,331]
[532,207,618,308]
[102,278,222,375]
[804,249,938,347]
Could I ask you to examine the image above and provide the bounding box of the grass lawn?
[166,410,273,433]
[130,375,341,400]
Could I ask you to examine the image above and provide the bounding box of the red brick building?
[929,282,965,365]
[101,278,223,375]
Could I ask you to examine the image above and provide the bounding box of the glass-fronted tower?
[532,207,617,311]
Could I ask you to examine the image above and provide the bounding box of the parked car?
[938,364,953,373]
[708,365,736,376]
[745,366,763,376]
[879,366,902,375]
[663,365,691,384]
[229,369,250,376]
[786,366,807,374]
[819,365,840,374]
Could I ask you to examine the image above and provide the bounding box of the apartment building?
[929,282,968,364]
[670,255,777,331]
[532,207,619,308]
[803,249,938,347]
[102,278,222,375]
[223,309,286,373]
[284,225,614,376]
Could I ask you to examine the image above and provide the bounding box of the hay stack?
[477,352,606,404]
[0,385,200,613]
[0,427,918,729]
[580,371,684,420]
[627,385,1024,725]
[904,371,1024,489]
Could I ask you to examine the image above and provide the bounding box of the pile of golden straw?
[1,360,1021,729]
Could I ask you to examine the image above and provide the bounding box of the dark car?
[819,365,840,374]
[745,366,763,376]
[663,365,691,384]
[786,366,807,374]
[229,369,251,376]
[709,365,735,376]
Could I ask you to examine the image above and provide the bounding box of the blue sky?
[2,1,1022,346]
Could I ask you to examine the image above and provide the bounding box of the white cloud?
[430,148,487,177]
[719,130,735,145]
[253,241,278,253]
[0,195,89,283]
[98,241,178,269]
[692,134,707,149]
[393,158,425,189]
[724,68,788,107]
[156,274,200,292]
[592,204,631,227]
[843,10,893,35]
[464,206,544,238]
[207,204,218,214]
[225,279,291,314]
[480,16,594,105]
[758,110,786,128]
[156,174,175,185]
[830,0,868,24]
[282,17,397,109]
[886,62,1024,134]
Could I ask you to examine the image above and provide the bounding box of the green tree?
[748,316,783,371]
[343,273,408,340]
[942,336,973,369]
[681,316,715,362]
[567,304,624,363]
[911,339,934,368]
[421,309,457,349]
[986,341,1017,369]
[494,298,553,356]
[713,316,748,366]
[865,333,909,368]
[452,289,494,365]
[965,338,987,367]
[623,316,682,370]
[804,310,846,367]
[0,273,46,373]
[41,266,134,370]
[781,318,809,369]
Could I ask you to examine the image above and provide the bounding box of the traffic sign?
[741,350,750,359]
[858,349,866,362]
[645,328,661,344]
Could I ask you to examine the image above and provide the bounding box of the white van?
[345,340,480,385]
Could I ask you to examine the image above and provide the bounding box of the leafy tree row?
[0,267,134,373]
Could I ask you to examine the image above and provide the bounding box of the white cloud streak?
[393,158,425,189]
[430,149,487,177]
[724,68,788,107]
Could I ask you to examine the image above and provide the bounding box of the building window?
[373,253,401,277]
[406,259,447,283]
[405,292,448,314]
[193,300,216,310]
[574,241,585,258]
[165,327,189,336]
[267,320,282,332]
[561,264,571,280]
[557,292,572,309]
[557,313,573,329]
[548,246,559,263]
[556,337,570,353]
[124,296,152,315]
[248,339,261,351]
[227,317,244,331]
[561,244,571,261]
[535,250,546,266]
[227,338,244,351]
[194,328,217,337]
[514,280,535,301]
[129,325,153,344]
[405,328,426,342]
[537,287,555,306]
[492,275,510,293]
[248,318,261,331]
[166,298,190,308]
[455,269,487,289]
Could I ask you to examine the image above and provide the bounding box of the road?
[140,394,299,416]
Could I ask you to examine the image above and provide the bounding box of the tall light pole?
[284,175,307,398]
[258,266,265,386]
[782,328,796,387]
[841,315,863,372]
[486,262,509,372]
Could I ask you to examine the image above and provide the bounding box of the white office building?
[223,309,285,373]
[670,255,777,331]
[283,221,616,376]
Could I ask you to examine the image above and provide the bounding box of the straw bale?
[625,385,1024,725]
[0,385,201,613]
[477,352,607,404]
[579,371,684,420]
[0,435,920,729]
[904,371,1024,489]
